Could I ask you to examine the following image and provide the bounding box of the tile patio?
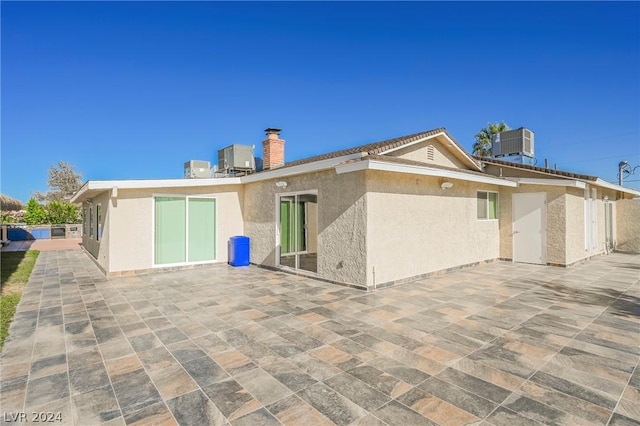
[1,250,639,425]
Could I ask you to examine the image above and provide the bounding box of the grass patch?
[1,250,39,349]
[1,251,39,287]
[1,293,22,349]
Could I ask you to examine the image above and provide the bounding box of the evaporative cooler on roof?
[491,128,534,158]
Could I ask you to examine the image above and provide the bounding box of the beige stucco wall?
[366,171,500,286]
[498,184,615,266]
[564,188,586,265]
[243,170,368,287]
[105,185,243,273]
[389,138,465,169]
[82,190,111,272]
[616,198,640,253]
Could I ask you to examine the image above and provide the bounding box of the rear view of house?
[71,127,640,290]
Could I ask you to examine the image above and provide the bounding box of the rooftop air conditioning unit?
[491,128,534,158]
[184,160,211,179]
[218,144,256,173]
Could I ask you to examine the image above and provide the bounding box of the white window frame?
[151,194,218,268]
[83,207,88,236]
[96,204,102,242]
[89,204,94,238]
[477,191,499,220]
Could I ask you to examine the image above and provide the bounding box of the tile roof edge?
[475,156,598,181]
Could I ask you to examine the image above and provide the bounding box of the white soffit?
[507,178,587,189]
[71,177,242,203]
[592,179,640,197]
[336,159,517,187]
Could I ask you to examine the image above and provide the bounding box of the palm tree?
[473,122,509,157]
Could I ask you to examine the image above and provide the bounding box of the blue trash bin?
[228,236,250,267]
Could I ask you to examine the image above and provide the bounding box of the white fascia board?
[507,178,587,189]
[240,153,364,183]
[71,177,242,203]
[378,132,482,171]
[593,179,640,197]
[335,159,517,187]
[70,182,90,203]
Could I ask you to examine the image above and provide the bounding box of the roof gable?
[273,128,481,171]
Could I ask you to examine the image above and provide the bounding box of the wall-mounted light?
[275,181,288,188]
[440,181,454,191]
[604,195,609,201]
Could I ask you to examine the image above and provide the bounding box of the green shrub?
[45,200,80,224]
[24,198,46,225]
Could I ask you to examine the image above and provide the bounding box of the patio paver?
[1,250,639,425]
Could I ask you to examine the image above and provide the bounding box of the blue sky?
[2,1,639,203]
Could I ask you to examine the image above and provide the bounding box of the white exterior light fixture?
[440,181,454,190]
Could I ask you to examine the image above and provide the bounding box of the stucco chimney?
[262,128,285,170]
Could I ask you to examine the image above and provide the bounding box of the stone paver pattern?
[1,250,639,425]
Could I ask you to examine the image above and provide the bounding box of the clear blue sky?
[2,1,639,203]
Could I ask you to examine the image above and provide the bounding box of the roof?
[476,156,598,181]
[477,156,640,197]
[277,127,480,170]
[335,154,517,187]
[364,154,498,179]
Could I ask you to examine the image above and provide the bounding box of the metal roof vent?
[426,145,435,161]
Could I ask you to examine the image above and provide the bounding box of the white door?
[513,193,547,265]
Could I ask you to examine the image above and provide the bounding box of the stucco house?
[71,127,640,290]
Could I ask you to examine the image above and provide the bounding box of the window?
[96,205,102,241]
[83,208,88,236]
[477,191,498,219]
[154,196,216,265]
[89,205,94,237]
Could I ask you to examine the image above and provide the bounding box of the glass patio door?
[278,193,317,273]
[155,196,216,265]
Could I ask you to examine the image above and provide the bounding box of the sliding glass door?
[278,192,317,273]
[155,197,186,264]
[155,196,216,265]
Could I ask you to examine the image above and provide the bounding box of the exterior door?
[277,192,318,273]
[513,193,547,265]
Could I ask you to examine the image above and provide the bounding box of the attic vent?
[426,145,435,161]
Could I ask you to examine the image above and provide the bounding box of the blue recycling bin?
[228,236,250,267]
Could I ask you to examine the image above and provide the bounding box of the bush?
[24,198,46,225]
[45,200,81,224]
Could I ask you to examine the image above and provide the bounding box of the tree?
[45,200,81,224]
[473,122,509,158]
[33,162,83,202]
[24,198,46,225]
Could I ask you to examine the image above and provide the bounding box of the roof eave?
[71,177,243,203]
[335,158,517,187]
